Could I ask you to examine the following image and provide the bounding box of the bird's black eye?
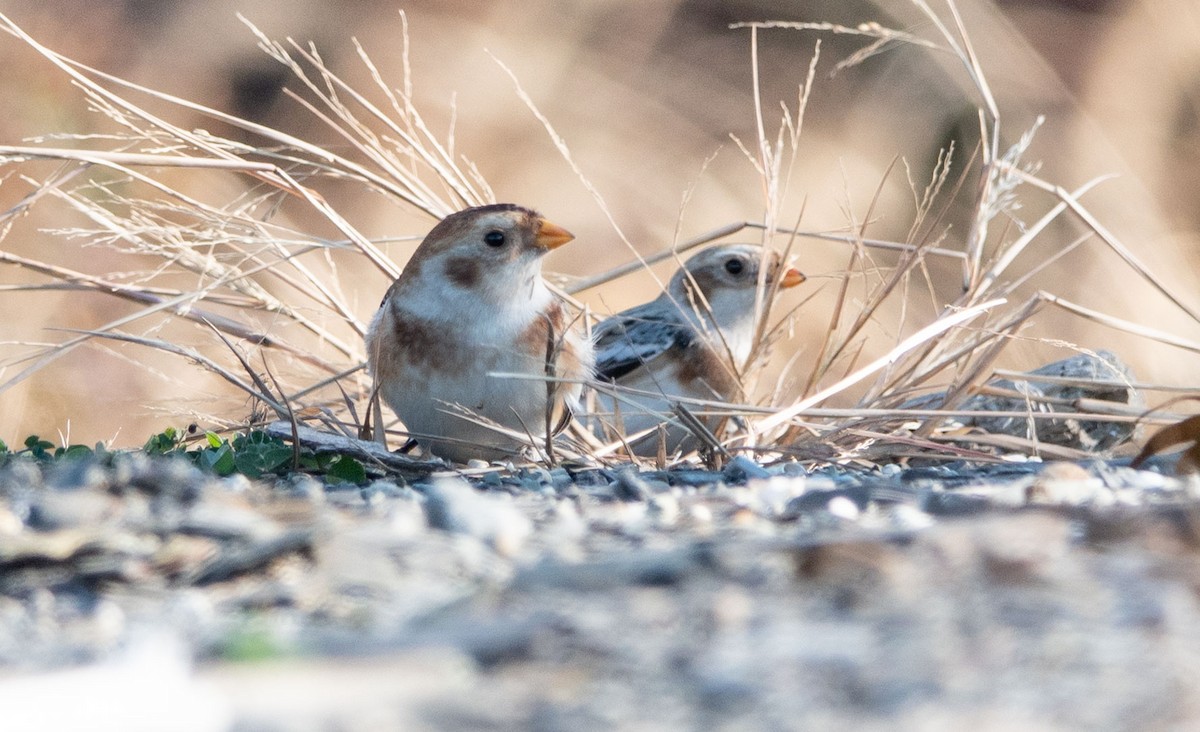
[724,258,745,275]
[483,230,506,247]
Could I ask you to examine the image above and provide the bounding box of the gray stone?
[970,351,1140,449]
[723,455,771,483]
[422,477,532,557]
[612,469,651,501]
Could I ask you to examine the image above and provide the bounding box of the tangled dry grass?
[0,2,1197,468]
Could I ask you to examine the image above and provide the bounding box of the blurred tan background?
[1,0,1198,446]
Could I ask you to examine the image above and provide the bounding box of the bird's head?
[668,243,804,330]
[400,203,574,310]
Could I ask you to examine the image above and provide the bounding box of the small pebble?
[775,461,808,478]
[548,499,587,541]
[569,468,612,488]
[549,468,573,491]
[0,506,22,536]
[279,474,325,503]
[649,495,680,527]
[827,496,860,521]
[667,470,725,488]
[423,477,532,557]
[602,501,649,535]
[1026,462,1111,507]
[613,469,651,502]
[383,499,427,537]
[124,456,207,502]
[221,474,253,495]
[708,586,752,630]
[804,476,839,492]
[886,503,935,531]
[516,474,554,495]
[754,476,807,517]
[723,455,770,483]
[977,512,1070,581]
[520,467,552,487]
[27,490,116,531]
[46,459,109,492]
[361,488,387,509]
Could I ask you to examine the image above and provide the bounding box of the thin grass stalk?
[973,175,1112,296]
[60,328,286,414]
[1,15,425,279]
[1007,166,1200,325]
[48,188,364,358]
[0,249,291,353]
[1042,294,1200,354]
[753,298,1006,436]
[563,222,748,295]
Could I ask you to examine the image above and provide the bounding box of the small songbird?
[366,204,594,463]
[590,244,805,455]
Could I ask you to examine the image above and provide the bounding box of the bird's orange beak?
[779,265,806,288]
[536,218,575,250]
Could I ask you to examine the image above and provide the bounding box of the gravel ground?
[1,444,1198,731]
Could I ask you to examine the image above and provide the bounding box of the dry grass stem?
[0,11,500,443]
[0,2,1193,468]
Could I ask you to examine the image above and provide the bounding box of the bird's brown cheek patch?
[444,257,481,289]
[685,269,721,297]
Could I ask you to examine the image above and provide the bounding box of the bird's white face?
[394,205,574,320]
[669,244,805,337]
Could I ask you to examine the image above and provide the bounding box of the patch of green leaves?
[4,426,368,485]
[323,453,367,484]
[195,431,238,476]
[230,431,295,479]
[143,426,185,456]
[170,427,367,483]
[0,435,109,467]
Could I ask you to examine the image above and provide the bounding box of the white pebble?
[826,496,860,521]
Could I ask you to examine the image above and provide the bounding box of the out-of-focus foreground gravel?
[1,450,1199,731]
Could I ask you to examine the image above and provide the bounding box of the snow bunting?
[591,244,804,455]
[366,204,594,463]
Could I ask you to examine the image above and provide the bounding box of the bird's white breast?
[370,277,573,460]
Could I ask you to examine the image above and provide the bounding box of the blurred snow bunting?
[591,244,804,455]
[366,204,594,462]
